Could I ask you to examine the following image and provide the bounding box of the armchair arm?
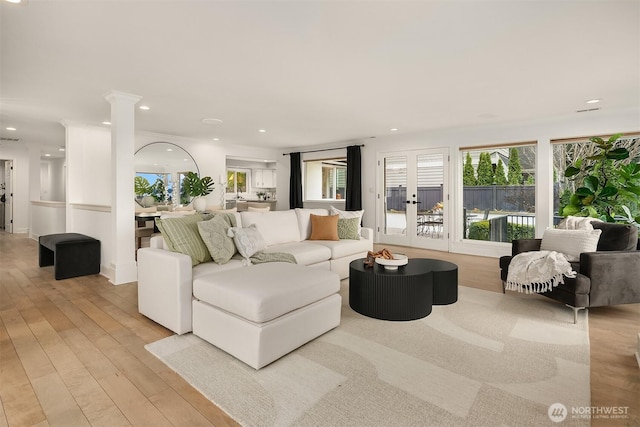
[137,247,194,334]
[512,239,542,256]
[580,251,640,307]
[360,227,374,242]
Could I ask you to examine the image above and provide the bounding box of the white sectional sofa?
[137,208,373,336]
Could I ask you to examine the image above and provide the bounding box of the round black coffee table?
[349,258,458,321]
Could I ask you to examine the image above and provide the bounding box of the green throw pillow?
[156,214,212,266]
[337,217,360,240]
[197,215,237,264]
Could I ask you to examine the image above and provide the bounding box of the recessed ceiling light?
[586,99,600,104]
[166,148,173,152]
[102,121,111,125]
[202,118,223,125]
[58,147,65,152]
[44,153,51,157]
[390,128,398,132]
[139,105,150,110]
[212,138,220,141]
[6,127,16,131]
[5,0,22,3]
[258,129,266,133]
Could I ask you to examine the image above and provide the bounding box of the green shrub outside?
[468,220,489,240]
[507,223,535,240]
[467,220,534,241]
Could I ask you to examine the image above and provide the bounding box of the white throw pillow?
[227,224,267,261]
[329,206,364,232]
[540,228,602,262]
[556,215,602,230]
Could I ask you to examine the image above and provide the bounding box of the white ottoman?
[192,262,341,369]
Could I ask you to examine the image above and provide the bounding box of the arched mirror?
[134,142,199,207]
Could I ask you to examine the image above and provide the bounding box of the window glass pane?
[553,135,640,223]
[384,156,407,235]
[304,158,347,201]
[237,172,247,192]
[336,167,346,200]
[461,145,536,242]
[225,170,234,193]
[417,153,444,239]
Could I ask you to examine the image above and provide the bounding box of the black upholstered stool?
[39,233,101,280]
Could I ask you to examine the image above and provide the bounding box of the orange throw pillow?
[309,214,339,241]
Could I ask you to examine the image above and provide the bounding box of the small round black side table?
[349,258,458,321]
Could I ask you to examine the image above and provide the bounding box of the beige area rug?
[146,284,590,427]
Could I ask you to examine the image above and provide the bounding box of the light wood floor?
[0,234,637,426]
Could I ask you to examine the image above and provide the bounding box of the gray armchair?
[499,222,640,322]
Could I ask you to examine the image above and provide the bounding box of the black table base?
[349,258,458,321]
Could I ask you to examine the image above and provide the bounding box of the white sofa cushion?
[264,241,332,266]
[307,238,372,259]
[240,210,301,246]
[192,262,340,323]
[192,257,244,280]
[295,208,329,241]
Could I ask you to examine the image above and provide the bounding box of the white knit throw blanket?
[506,250,576,294]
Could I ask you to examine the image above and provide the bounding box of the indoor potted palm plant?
[182,171,214,211]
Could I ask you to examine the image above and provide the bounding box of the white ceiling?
[1,1,639,159]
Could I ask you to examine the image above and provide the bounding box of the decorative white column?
[536,137,553,236]
[104,90,142,285]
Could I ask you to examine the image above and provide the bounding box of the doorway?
[1,160,13,232]
[377,148,449,251]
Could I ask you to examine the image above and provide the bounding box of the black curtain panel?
[289,152,303,209]
[346,145,362,211]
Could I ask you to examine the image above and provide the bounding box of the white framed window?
[304,158,347,201]
[460,143,536,242]
[225,168,249,194]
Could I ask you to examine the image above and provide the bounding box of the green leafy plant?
[559,134,640,223]
[182,172,214,197]
[494,159,507,185]
[151,177,166,202]
[476,152,494,185]
[463,152,477,186]
[134,176,152,197]
[507,147,523,185]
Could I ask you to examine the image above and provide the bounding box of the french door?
[377,148,449,251]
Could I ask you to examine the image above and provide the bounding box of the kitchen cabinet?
[253,169,276,188]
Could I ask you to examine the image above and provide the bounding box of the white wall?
[64,123,114,278]
[40,158,66,201]
[30,201,66,239]
[67,125,111,206]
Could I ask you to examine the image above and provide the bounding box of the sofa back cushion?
[240,210,300,246]
[295,208,329,240]
[592,222,638,251]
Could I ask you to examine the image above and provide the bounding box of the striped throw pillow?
[156,214,212,266]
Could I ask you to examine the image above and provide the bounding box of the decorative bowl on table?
[375,254,408,270]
